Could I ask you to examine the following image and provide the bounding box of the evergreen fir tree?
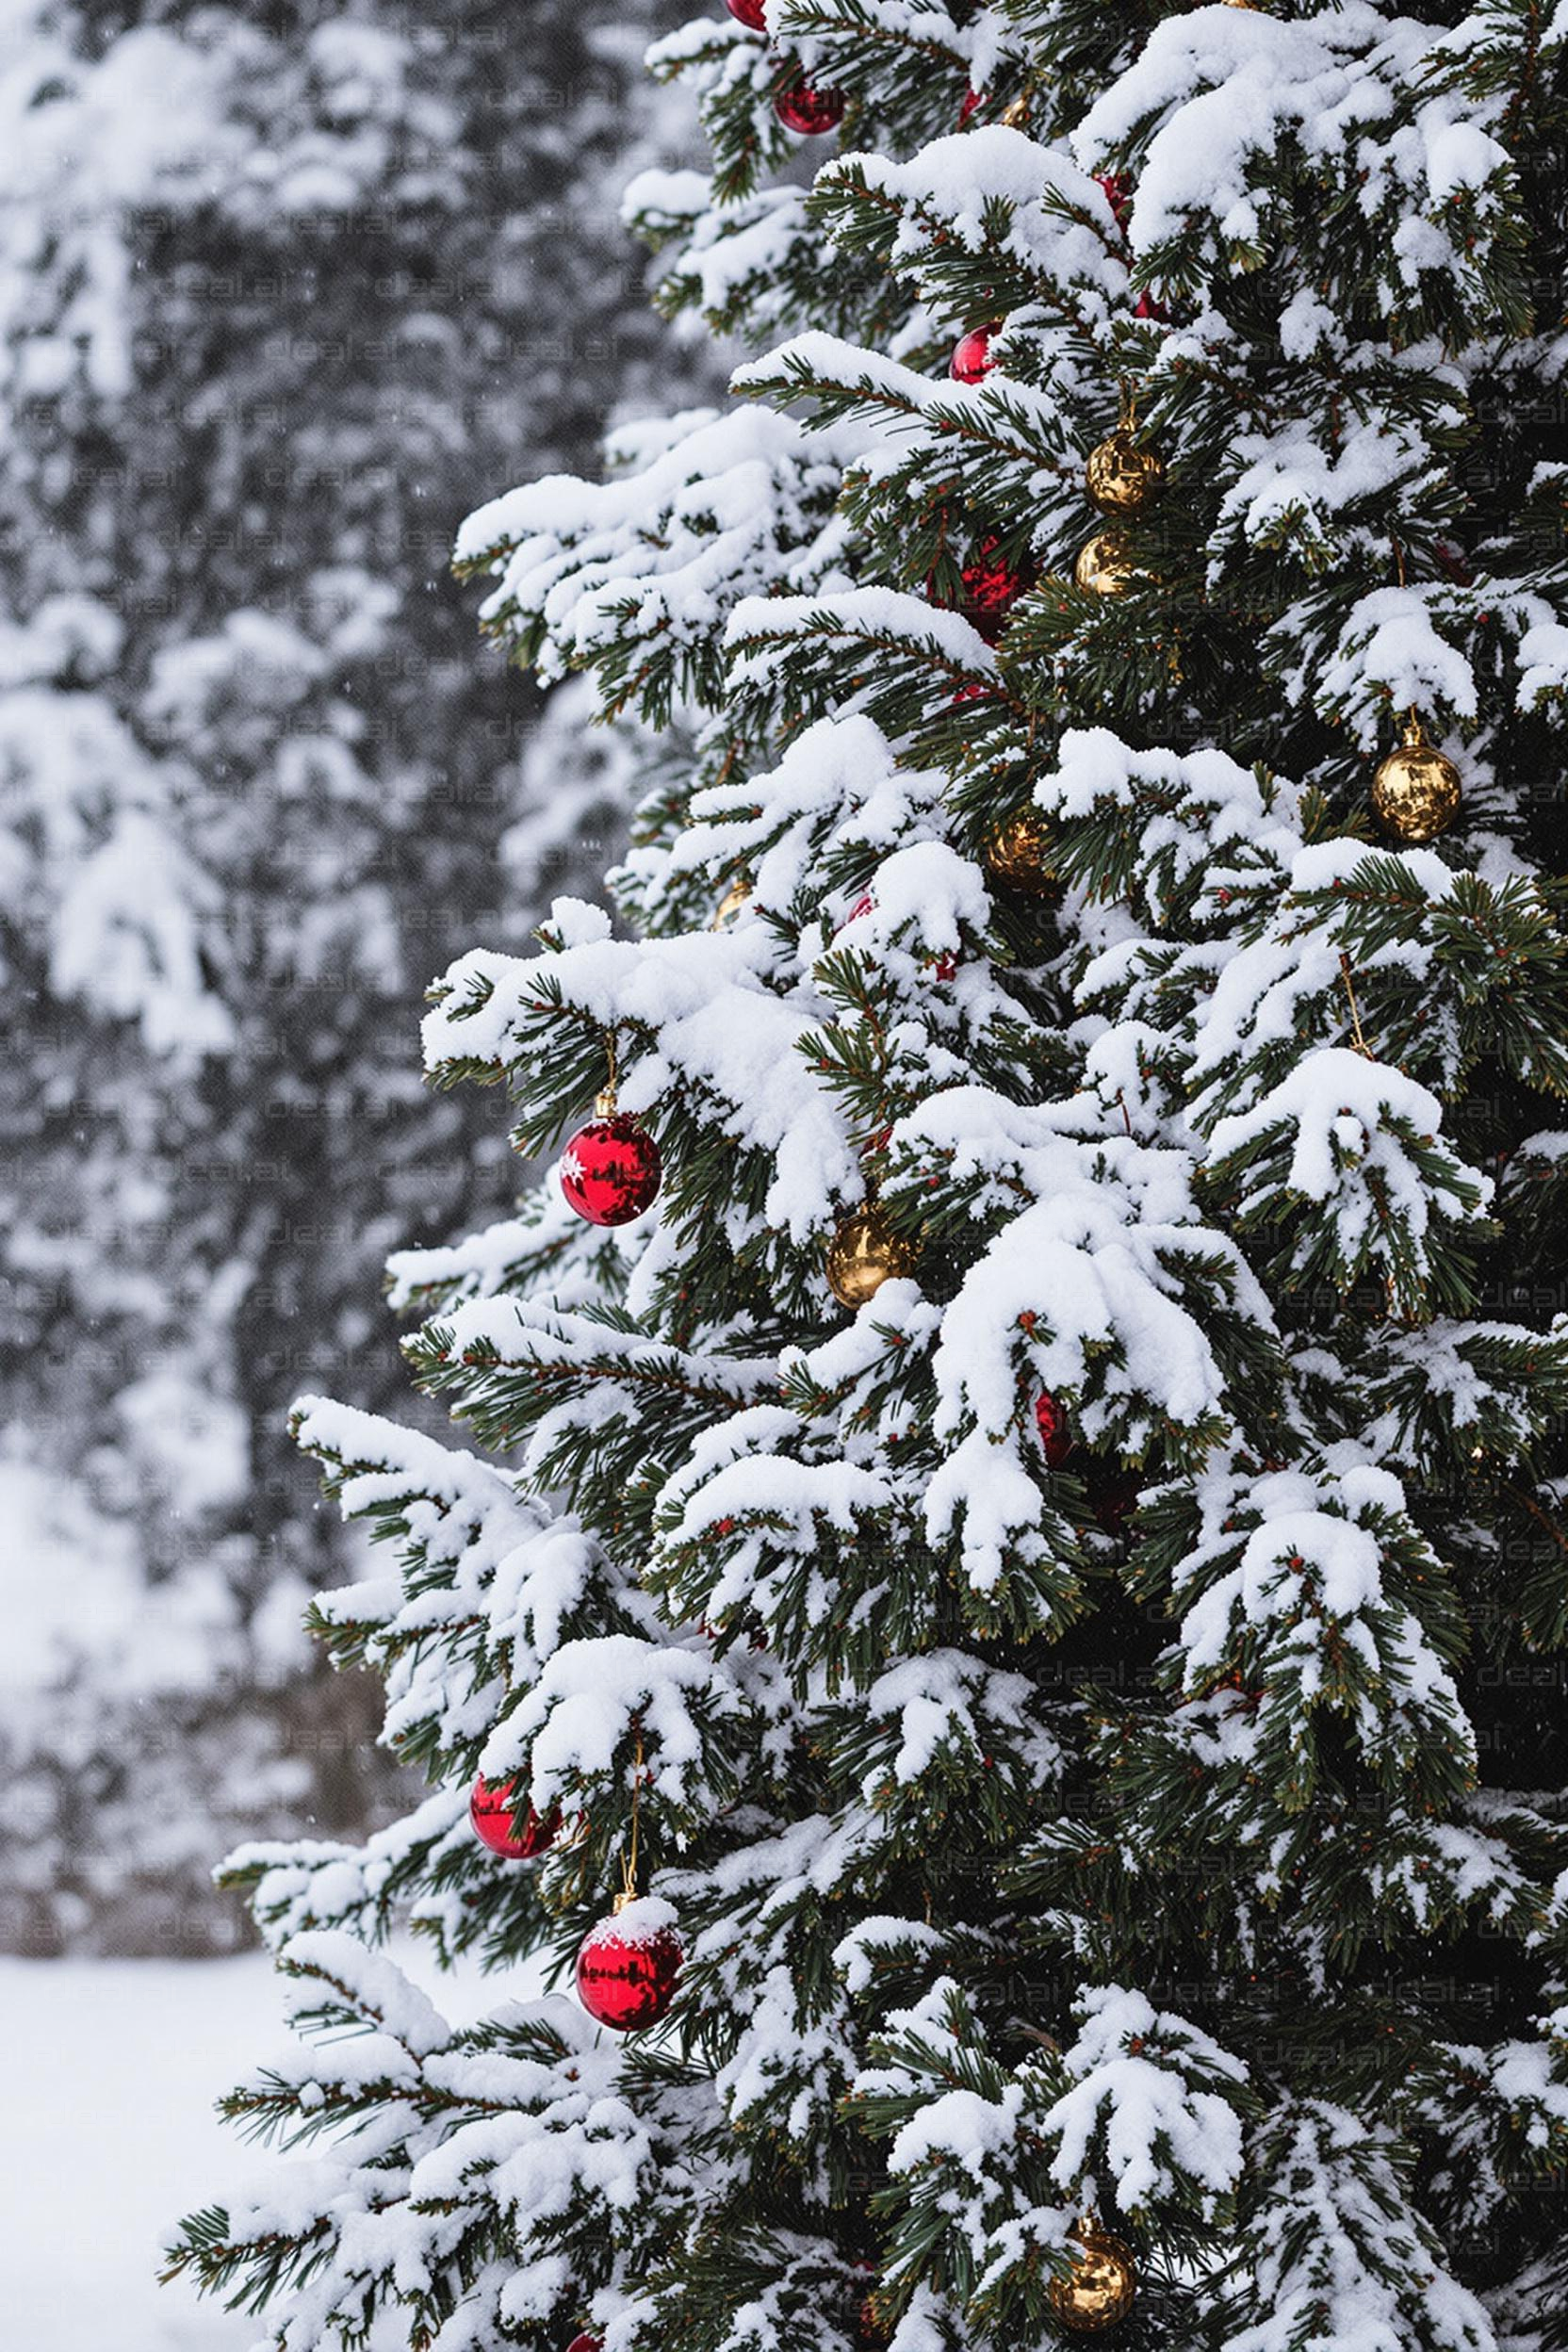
[170,0,1568,2344]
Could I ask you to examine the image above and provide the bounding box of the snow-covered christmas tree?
[169,0,1568,2344]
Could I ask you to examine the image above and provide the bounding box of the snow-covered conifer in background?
[170,0,1568,2344]
[0,0,707,1952]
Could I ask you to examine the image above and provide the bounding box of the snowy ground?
[0,1942,524,2351]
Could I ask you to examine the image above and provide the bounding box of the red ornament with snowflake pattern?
[559,1105,661,1226]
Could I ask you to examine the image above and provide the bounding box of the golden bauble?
[1073,530,1141,596]
[984,810,1059,896]
[1047,2226,1138,2334]
[825,1203,918,1310]
[1085,431,1164,517]
[711,875,751,930]
[1370,717,1462,843]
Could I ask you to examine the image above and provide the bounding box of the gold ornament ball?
[1370,718,1462,843]
[1048,2226,1138,2334]
[984,810,1059,896]
[711,875,751,930]
[825,1204,918,1310]
[1085,431,1164,517]
[1073,530,1141,597]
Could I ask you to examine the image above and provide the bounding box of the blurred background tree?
[0,0,708,1953]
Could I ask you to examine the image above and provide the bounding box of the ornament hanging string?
[1338,952,1374,1059]
[619,1727,645,1910]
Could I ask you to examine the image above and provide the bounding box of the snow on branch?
[1167,1456,1476,1812]
[1221,2100,1494,2352]
[453,405,869,720]
[1203,1044,1491,1320]
[815,127,1123,319]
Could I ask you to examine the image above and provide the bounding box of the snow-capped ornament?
[984,810,1058,896]
[725,0,768,24]
[560,1077,662,1228]
[1047,2222,1137,2332]
[1370,712,1462,842]
[576,1893,684,2032]
[950,324,998,384]
[1073,530,1141,596]
[825,1201,918,1309]
[776,74,844,134]
[711,874,751,929]
[1085,430,1163,517]
[468,1774,562,1860]
[1034,1391,1073,1467]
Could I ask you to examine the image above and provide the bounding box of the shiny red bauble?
[1034,1391,1073,1468]
[565,2336,604,2352]
[726,0,768,23]
[958,83,987,126]
[559,1115,661,1226]
[776,75,844,134]
[958,537,1028,640]
[577,1900,684,2032]
[950,324,997,384]
[469,1775,562,1860]
[1097,172,1131,228]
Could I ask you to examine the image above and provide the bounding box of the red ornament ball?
[560,1114,661,1227]
[1034,1391,1073,1468]
[726,0,768,23]
[958,83,987,126]
[958,537,1028,640]
[776,75,844,135]
[1097,172,1132,228]
[950,324,997,384]
[577,1898,684,2032]
[469,1774,561,1860]
[565,2337,603,2352]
